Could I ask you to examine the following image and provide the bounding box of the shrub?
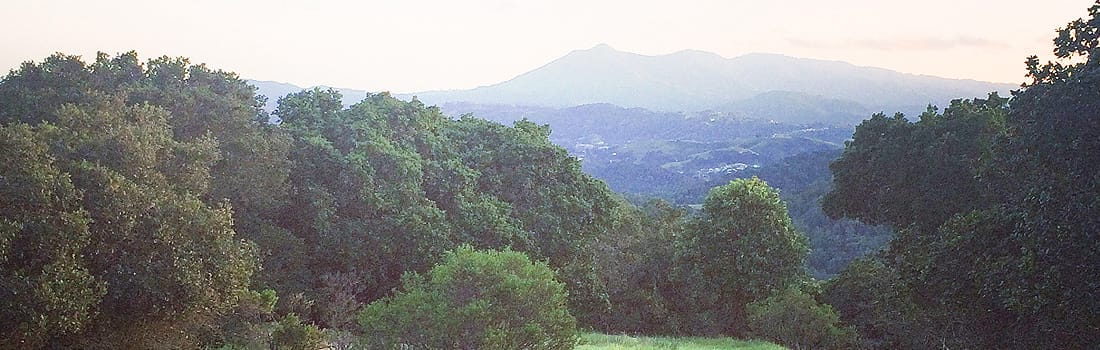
[359,246,576,349]
[270,313,325,350]
[821,258,928,349]
[746,287,860,350]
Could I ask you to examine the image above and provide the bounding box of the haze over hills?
[249,80,372,114]
[250,77,872,125]
[249,44,1012,123]
[407,44,1017,116]
[252,44,1016,124]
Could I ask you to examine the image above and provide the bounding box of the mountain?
[248,80,371,113]
[248,80,302,112]
[408,44,1016,116]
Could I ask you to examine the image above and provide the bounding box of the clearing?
[577,333,785,350]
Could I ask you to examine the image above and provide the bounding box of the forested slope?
[820,4,1100,347]
[0,52,824,349]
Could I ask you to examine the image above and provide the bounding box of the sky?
[0,0,1092,93]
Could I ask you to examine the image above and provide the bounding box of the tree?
[822,95,1007,233]
[0,124,104,348]
[0,52,291,220]
[270,91,622,328]
[270,313,325,350]
[0,53,264,348]
[962,2,1100,344]
[822,257,935,349]
[746,287,860,350]
[680,177,808,335]
[60,98,259,348]
[445,116,620,324]
[588,199,687,334]
[359,246,577,350]
[820,2,1100,347]
[271,89,459,323]
[0,100,259,347]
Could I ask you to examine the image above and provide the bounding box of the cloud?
[787,35,1012,51]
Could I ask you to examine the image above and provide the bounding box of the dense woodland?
[2,3,1099,350]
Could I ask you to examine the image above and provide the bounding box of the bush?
[217,289,279,348]
[214,290,329,350]
[746,287,860,350]
[359,246,576,349]
[821,258,929,349]
[270,314,325,350]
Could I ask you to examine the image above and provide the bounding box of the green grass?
[576,333,786,350]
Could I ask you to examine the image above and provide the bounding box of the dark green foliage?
[217,288,280,348]
[0,124,104,347]
[445,116,616,267]
[818,95,1019,348]
[752,151,893,278]
[0,52,292,220]
[819,96,1027,349]
[823,95,1006,232]
[820,3,1100,347]
[0,52,278,348]
[446,116,618,324]
[0,53,625,342]
[270,314,325,350]
[588,199,686,335]
[270,90,620,328]
[820,98,1065,348]
[585,179,815,337]
[980,5,1100,345]
[745,287,860,350]
[0,54,92,125]
[359,246,577,350]
[679,177,809,335]
[215,289,338,350]
[274,89,457,309]
[822,258,930,349]
[901,209,1029,347]
[0,98,258,348]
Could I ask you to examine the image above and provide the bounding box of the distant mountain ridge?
[249,80,371,113]
[406,44,1016,116]
[249,44,1016,124]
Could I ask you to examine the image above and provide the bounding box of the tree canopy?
[822,2,1100,347]
[0,55,265,347]
[359,246,577,349]
[679,177,809,335]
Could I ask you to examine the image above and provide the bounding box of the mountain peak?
[668,49,727,62]
[558,43,633,62]
[671,48,718,55]
[409,45,1017,114]
[588,43,616,52]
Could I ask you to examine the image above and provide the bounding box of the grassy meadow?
[577,333,785,350]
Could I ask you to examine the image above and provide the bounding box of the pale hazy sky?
[0,0,1091,92]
